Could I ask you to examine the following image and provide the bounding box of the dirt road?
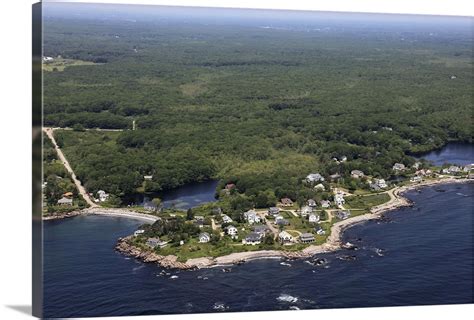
[43,127,99,208]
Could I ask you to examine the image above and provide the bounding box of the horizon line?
[42,1,474,18]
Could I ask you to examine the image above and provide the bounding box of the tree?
[151,197,162,212]
[263,234,274,245]
[72,123,85,132]
[186,208,194,221]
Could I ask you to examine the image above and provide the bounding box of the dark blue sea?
[43,183,473,318]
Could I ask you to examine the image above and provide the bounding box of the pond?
[125,179,219,210]
[415,142,473,166]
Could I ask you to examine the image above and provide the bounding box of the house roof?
[300,233,315,240]
[245,232,262,241]
[57,197,73,204]
[279,231,293,238]
[253,225,268,232]
[276,219,289,225]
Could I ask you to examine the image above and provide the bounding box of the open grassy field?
[42,58,98,72]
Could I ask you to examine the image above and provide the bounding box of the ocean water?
[43,183,473,318]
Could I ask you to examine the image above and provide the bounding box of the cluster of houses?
[241,225,270,245]
[300,205,320,223]
[441,165,471,175]
[278,231,315,245]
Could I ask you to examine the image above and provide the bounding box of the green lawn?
[344,193,390,210]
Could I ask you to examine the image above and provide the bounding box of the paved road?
[43,127,99,208]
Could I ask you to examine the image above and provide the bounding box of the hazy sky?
[44,0,473,17]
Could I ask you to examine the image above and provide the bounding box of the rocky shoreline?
[42,210,83,221]
[114,177,472,270]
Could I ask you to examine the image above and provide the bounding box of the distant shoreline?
[112,177,472,270]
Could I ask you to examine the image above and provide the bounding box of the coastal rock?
[114,237,196,270]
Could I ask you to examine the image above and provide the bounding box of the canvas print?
[34,1,473,318]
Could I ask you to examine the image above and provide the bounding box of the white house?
[97,190,109,202]
[199,232,211,243]
[275,215,285,223]
[143,175,153,181]
[243,210,260,224]
[393,163,406,171]
[309,214,320,223]
[279,231,294,244]
[410,176,422,183]
[134,229,145,237]
[300,205,313,216]
[299,233,315,243]
[448,165,461,173]
[307,199,317,207]
[226,226,238,238]
[57,197,73,206]
[351,170,365,179]
[320,200,331,208]
[221,214,233,224]
[314,183,325,191]
[374,178,388,189]
[306,173,324,183]
[242,232,262,245]
[334,193,345,207]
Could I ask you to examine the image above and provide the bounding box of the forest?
[42,5,472,204]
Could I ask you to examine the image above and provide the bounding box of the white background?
[0,1,472,319]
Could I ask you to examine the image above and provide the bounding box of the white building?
[306,173,324,183]
[97,190,109,202]
[300,206,313,216]
[374,178,388,189]
[222,214,233,224]
[320,200,331,208]
[309,214,320,223]
[351,170,365,178]
[314,183,325,191]
[393,163,406,171]
[279,231,294,244]
[243,210,261,224]
[334,193,345,207]
[199,232,211,243]
[226,226,238,238]
[134,229,145,237]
